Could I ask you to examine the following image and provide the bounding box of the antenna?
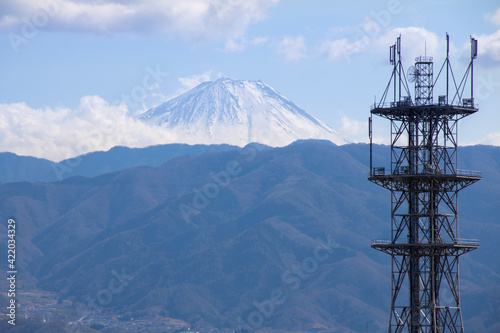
[446,33,449,104]
[471,37,477,101]
[397,35,402,102]
[471,37,478,59]
[390,44,396,65]
[369,115,373,176]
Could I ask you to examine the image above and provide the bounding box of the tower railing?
[371,239,480,246]
[368,168,482,178]
[371,100,479,110]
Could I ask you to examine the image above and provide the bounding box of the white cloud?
[470,30,500,67]
[319,37,368,61]
[339,116,365,136]
[0,96,177,161]
[178,71,214,92]
[276,35,307,61]
[465,132,500,146]
[223,36,268,52]
[486,8,500,26]
[335,115,389,144]
[0,0,279,42]
[377,27,442,60]
[146,70,219,104]
[224,37,246,52]
[251,36,268,46]
[320,23,443,62]
[482,132,500,145]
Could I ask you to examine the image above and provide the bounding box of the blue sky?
[0,0,499,160]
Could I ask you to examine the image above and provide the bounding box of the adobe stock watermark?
[474,73,500,101]
[178,147,257,224]
[178,126,276,225]
[113,65,169,109]
[64,268,135,333]
[237,235,338,331]
[51,64,168,180]
[8,0,61,53]
[338,0,403,62]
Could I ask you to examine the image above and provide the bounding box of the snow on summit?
[139,77,347,147]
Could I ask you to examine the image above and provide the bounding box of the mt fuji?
[139,77,347,147]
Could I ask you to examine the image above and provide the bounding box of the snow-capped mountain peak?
[139,77,347,146]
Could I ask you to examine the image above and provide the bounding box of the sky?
[0,0,499,161]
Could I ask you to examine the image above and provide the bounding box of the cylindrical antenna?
[398,35,401,102]
[369,116,373,176]
[471,37,478,103]
[446,33,449,104]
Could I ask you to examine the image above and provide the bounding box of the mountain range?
[0,141,498,332]
[0,143,241,183]
[139,78,347,147]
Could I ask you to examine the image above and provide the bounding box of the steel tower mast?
[368,35,481,332]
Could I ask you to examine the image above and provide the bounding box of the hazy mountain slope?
[0,142,498,332]
[0,143,241,183]
[29,142,391,332]
[0,153,56,183]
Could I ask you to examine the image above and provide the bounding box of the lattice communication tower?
[368,34,481,332]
